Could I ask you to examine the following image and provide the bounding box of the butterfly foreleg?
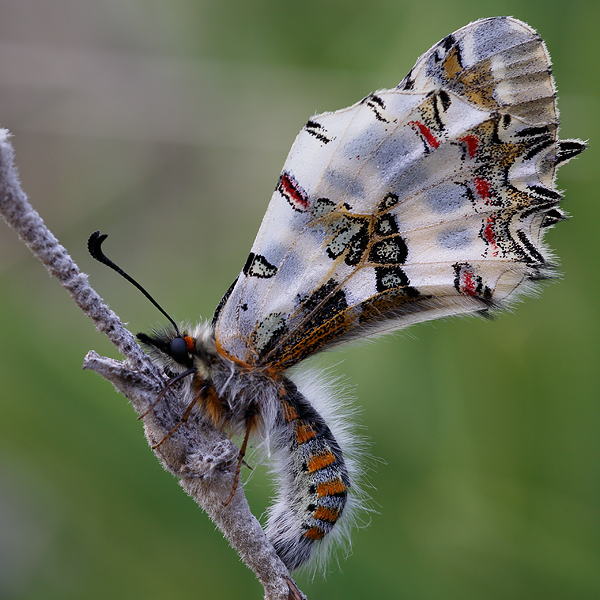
[223,402,258,506]
[151,384,209,449]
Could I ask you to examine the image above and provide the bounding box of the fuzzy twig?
[0,129,304,600]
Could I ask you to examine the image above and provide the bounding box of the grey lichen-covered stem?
[0,129,304,600]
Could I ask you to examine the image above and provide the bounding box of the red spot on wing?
[454,262,492,300]
[409,120,440,149]
[474,177,492,201]
[277,172,309,211]
[482,215,499,256]
[460,268,477,296]
[460,134,479,158]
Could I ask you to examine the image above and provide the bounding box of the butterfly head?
[137,322,218,379]
[137,328,195,370]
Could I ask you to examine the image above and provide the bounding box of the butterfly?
[91,16,585,572]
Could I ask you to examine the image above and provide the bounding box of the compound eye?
[170,337,190,365]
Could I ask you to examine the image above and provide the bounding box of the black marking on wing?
[374,266,410,292]
[399,68,415,90]
[491,116,504,145]
[243,252,278,278]
[378,192,400,212]
[516,230,546,264]
[253,313,288,357]
[555,140,587,165]
[527,185,561,200]
[345,228,370,266]
[369,235,408,265]
[364,94,389,122]
[325,214,370,267]
[374,214,399,236]
[431,92,446,131]
[515,125,552,138]
[212,275,239,325]
[438,89,451,112]
[312,197,336,218]
[523,136,554,161]
[541,208,567,227]
[301,279,349,326]
[441,33,456,52]
[304,120,334,144]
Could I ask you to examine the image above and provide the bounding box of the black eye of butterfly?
[170,337,190,365]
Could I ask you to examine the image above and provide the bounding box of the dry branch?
[0,129,304,600]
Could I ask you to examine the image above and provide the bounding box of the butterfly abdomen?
[266,378,351,571]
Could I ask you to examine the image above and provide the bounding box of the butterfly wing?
[213,17,585,369]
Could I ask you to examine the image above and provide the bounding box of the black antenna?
[88,231,182,337]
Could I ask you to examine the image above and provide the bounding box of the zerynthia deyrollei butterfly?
[90,16,585,572]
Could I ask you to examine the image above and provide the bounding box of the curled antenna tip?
[87,230,181,336]
[88,231,110,264]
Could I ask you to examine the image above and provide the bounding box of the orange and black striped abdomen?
[266,378,349,570]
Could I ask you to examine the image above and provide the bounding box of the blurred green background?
[0,0,597,598]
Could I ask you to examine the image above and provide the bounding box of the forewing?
[214,17,585,369]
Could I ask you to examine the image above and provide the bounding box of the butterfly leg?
[138,368,196,420]
[151,385,208,449]
[223,403,258,506]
